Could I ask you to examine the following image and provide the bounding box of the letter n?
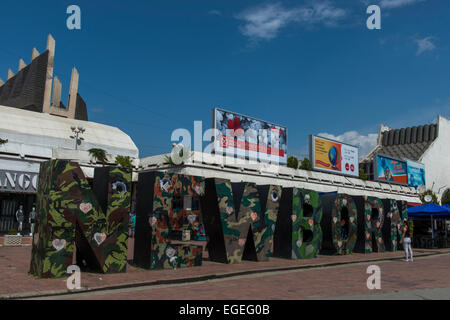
[29,160,131,278]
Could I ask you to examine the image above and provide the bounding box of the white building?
[0,105,138,234]
[0,34,139,234]
[361,115,450,202]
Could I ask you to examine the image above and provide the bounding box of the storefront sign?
[309,135,359,177]
[0,169,38,193]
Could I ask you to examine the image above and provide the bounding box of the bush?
[419,189,439,204]
[115,155,133,168]
[359,169,368,180]
[88,148,107,165]
[299,158,313,171]
[441,188,450,206]
[287,156,299,169]
[408,220,414,238]
[7,229,17,235]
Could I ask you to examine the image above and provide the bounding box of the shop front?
[0,169,38,235]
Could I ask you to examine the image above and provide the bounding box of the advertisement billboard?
[374,154,408,185]
[407,160,426,190]
[212,108,288,165]
[309,135,359,177]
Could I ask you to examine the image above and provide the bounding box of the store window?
[0,193,36,235]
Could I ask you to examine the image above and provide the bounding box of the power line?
[79,80,194,128]
[0,44,195,129]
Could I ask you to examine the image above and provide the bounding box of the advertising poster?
[213,108,288,165]
[407,160,426,190]
[309,135,359,177]
[374,154,408,184]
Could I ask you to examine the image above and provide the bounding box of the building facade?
[360,115,450,202]
[0,35,139,235]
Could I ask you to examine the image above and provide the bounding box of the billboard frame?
[373,152,408,186]
[309,134,359,178]
[406,159,426,189]
[211,107,288,164]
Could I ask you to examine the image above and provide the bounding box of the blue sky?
[0,0,449,158]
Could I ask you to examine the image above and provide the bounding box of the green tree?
[88,148,107,165]
[0,138,8,145]
[287,156,299,169]
[115,155,133,168]
[441,188,450,206]
[419,189,439,204]
[299,158,313,171]
[359,169,368,180]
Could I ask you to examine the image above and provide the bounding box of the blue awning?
[408,203,450,220]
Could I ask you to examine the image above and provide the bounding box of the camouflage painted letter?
[29,160,131,278]
[200,179,282,263]
[354,196,385,253]
[383,199,408,251]
[133,172,203,269]
[321,194,358,255]
[273,188,322,259]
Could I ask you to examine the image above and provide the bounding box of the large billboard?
[212,108,288,165]
[309,135,359,177]
[374,154,407,185]
[407,160,426,190]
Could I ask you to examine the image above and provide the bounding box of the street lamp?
[70,125,85,150]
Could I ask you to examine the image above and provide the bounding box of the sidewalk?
[1,240,448,299]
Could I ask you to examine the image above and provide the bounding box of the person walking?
[400,219,413,262]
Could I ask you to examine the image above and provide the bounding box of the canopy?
[408,203,450,220]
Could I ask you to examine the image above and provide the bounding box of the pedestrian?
[400,219,413,262]
[129,211,136,238]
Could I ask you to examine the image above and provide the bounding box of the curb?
[3,250,448,300]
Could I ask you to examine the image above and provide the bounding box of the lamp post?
[70,125,85,150]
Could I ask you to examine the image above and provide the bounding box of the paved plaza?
[1,241,449,300]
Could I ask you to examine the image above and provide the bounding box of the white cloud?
[236,1,347,42]
[317,131,378,159]
[208,10,222,16]
[414,36,436,56]
[379,0,425,9]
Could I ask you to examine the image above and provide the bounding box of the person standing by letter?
[400,219,413,262]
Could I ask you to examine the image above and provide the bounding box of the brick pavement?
[63,253,450,300]
[0,239,448,299]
